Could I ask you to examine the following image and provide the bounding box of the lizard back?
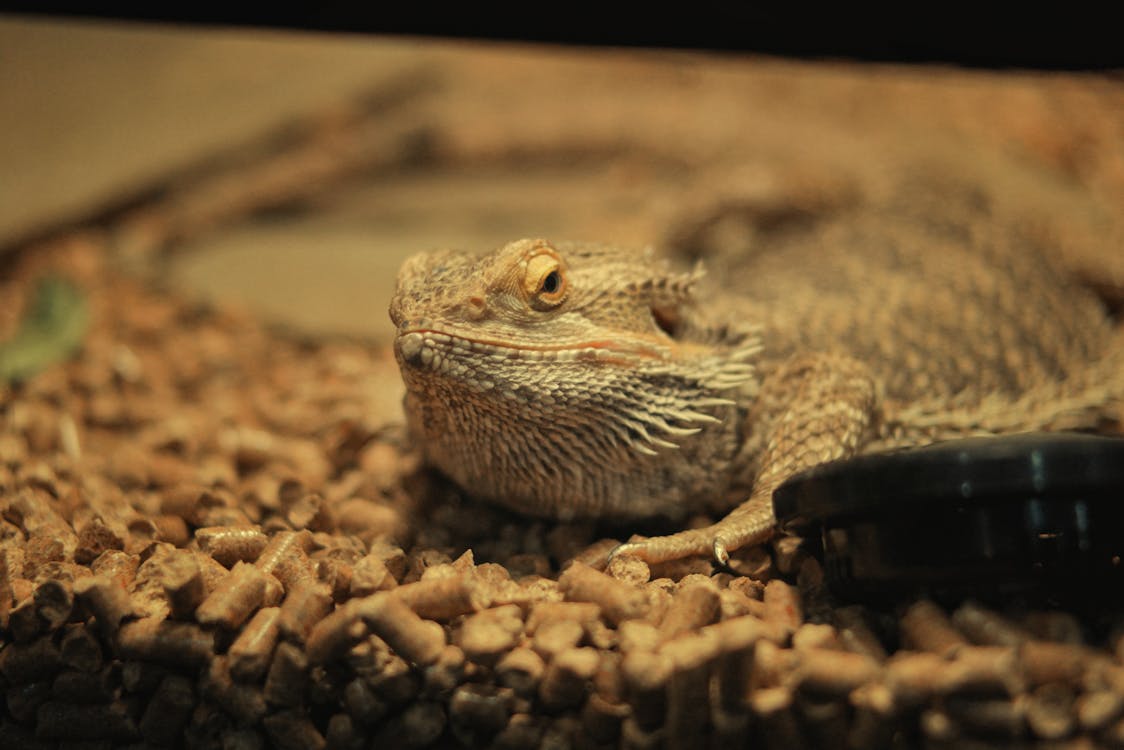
[391,189,1123,524]
[688,200,1116,406]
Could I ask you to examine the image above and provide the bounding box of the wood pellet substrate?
[4,246,1124,749]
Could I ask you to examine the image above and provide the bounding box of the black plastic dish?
[771,433,1124,604]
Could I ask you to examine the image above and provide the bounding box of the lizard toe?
[606,528,716,565]
[607,540,644,564]
[712,537,731,568]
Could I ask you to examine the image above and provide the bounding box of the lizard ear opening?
[651,304,682,337]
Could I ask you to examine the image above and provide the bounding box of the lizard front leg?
[615,352,880,565]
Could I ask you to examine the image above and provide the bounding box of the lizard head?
[389,238,759,520]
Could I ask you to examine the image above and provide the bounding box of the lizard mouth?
[395,328,670,371]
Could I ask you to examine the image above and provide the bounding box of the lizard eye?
[524,251,567,310]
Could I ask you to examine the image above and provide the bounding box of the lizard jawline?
[395,329,670,370]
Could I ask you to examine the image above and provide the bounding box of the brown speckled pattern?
[391,184,1124,564]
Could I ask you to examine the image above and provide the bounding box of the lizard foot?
[609,522,774,569]
[611,527,715,566]
[610,494,777,567]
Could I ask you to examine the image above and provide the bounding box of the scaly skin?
[389,197,1124,565]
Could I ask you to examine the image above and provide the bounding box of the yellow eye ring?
[524,251,567,309]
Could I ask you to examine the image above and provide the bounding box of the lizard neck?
[395,328,759,520]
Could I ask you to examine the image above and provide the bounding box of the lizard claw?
[712,536,763,576]
[607,540,643,564]
[712,537,731,568]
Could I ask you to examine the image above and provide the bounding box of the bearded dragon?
[389,190,1124,565]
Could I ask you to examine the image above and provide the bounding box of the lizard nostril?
[396,317,432,334]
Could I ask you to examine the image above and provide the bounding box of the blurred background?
[3,14,1123,345]
[4,17,1124,748]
